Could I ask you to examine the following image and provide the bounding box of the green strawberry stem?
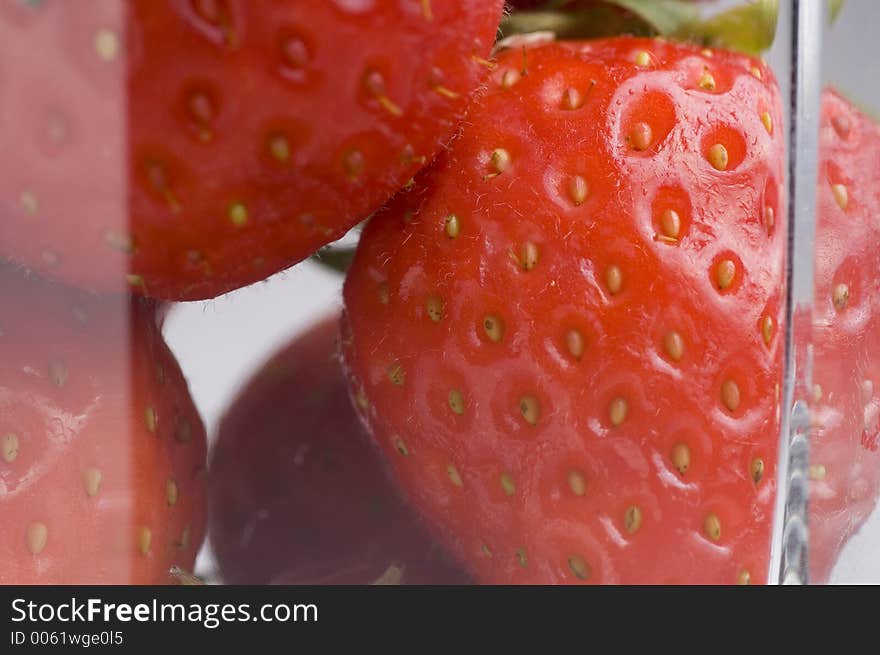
[501,6,660,40]
[312,245,357,274]
[502,0,779,56]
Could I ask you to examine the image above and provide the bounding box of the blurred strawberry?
[809,88,880,583]
[0,264,207,584]
[0,0,504,299]
[209,316,469,585]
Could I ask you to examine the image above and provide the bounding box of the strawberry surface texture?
[342,37,786,584]
[0,265,207,584]
[808,88,880,583]
[0,0,504,299]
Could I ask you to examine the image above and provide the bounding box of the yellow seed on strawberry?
[26,523,48,555]
[761,315,775,345]
[624,505,643,534]
[568,555,591,580]
[663,331,684,362]
[561,87,582,110]
[500,472,516,496]
[699,71,716,91]
[721,379,741,412]
[447,464,463,488]
[267,134,291,162]
[138,527,152,555]
[444,214,460,239]
[392,436,409,456]
[609,397,628,426]
[605,265,623,295]
[501,69,520,88]
[832,183,848,210]
[166,479,180,506]
[629,122,653,151]
[448,389,465,415]
[659,209,681,240]
[489,148,510,176]
[708,143,729,171]
[83,468,103,497]
[483,315,504,343]
[228,202,248,227]
[2,433,20,463]
[715,259,736,290]
[568,469,587,496]
[565,329,585,360]
[519,242,539,271]
[94,29,120,62]
[703,514,722,541]
[833,283,850,310]
[569,175,588,205]
[425,295,444,322]
[634,50,651,67]
[671,442,691,475]
[520,395,541,426]
[751,457,765,484]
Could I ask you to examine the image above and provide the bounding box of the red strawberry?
[808,88,880,583]
[0,0,504,300]
[208,315,469,585]
[0,265,207,584]
[342,37,785,584]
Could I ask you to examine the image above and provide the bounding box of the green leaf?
[501,7,659,40]
[682,0,779,56]
[502,0,779,56]
[829,0,845,25]
[609,0,701,36]
[311,246,357,275]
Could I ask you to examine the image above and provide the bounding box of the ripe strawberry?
[208,316,469,585]
[808,88,880,583]
[0,265,207,584]
[0,0,504,300]
[342,37,785,584]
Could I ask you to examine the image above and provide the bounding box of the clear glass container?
[1,0,876,586]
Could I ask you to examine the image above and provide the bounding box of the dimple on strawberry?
[0,264,207,584]
[341,36,786,584]
[209,315,469,585]
[0,0,504,300]
[808,88,880,583]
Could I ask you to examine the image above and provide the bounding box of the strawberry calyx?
[502,0,779,56]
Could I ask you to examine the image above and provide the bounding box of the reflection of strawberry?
[809,89,880,583]
[0,265,207,584]
[0,0,504,300]
[342,37,785,584]
[209,316,469,585]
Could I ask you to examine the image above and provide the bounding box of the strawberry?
[808,88,880,583]
[208,315,469,585]
[341,37,785,584]
[0,0,504,300]
[0,264,207,584]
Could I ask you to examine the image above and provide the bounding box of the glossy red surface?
[343,37,786,584]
